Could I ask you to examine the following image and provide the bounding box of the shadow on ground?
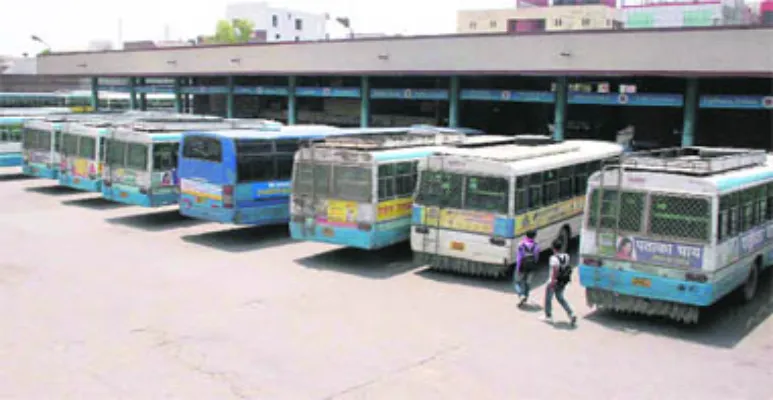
[0,173,35,182]
[25,185,81,196]
[295,242,421,280]
[585,269,773,349]
[181,225,294,253]
[62,196,129,210]
[107,209,204,232]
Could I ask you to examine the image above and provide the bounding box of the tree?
[37,49,51,57]
[212,18,255,44]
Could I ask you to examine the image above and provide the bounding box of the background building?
[621,0,756,28]
[226,2,327,42]
[458,1,621,33]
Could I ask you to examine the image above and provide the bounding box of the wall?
[226,2,327,42]
[0,75,88,92]
[457,5,621,33]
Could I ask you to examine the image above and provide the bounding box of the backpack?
[555,254,572,285]
[520,242,537,273]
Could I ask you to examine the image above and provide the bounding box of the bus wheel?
[742,261,760,303]
[557,226,570,253]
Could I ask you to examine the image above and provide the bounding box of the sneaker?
[570,315,577,326]
[539,315,553,323]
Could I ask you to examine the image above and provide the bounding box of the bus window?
[293,163,314,194]
[276,154,294,180]
[515,176,529,214]
[55,131,62,152]
[62,134,78,156]
[718,195,732,242]
[235,139,275,182]
[574,163,588,196]
[378,164,395,199]
[127,143,149,170]
[106,140,126,166]
[275,140,299,153]
[79,137,96,160]
[11,127,22,142]
[649,195,710,241]
[528,172,543,209]
[40,131,51,151]
[558,166,573,200]
[465,175,509,214]
[183,136,222,162]
[333,166,372,202]
[618,192,644,232]
[153,143,179,171]
[543,169,558,205]
[416,171,462,209]
[394,162,417,198]
[313,164,331,197]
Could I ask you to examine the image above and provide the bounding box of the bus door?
[179,135,230,209]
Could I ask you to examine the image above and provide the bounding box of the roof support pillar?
[448,76,460,128]
[138,78,147,111]
[90,77,99,112]
[681,77,699,147]
[226,76,235,118]
[287,76,297,125]
[174,78,183,113]
[360,76,370,128]
[129,77,138,110]
[552,76,568,142]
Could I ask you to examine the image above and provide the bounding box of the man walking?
[514,230,539,307]
[541,238,577,326]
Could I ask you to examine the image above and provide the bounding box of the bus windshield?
[415,170,463,209]
[23,128,51,151]
[106,139,126,167]
[152,143,179,172]
[127,143,149,170]
[332,166,372,203]
[182,135,222,163]
[649,195,711,241]
[62,133,78,156]
[293,162,331,197]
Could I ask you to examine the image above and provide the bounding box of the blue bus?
[102,120,233,207]
[177,125,348,225]
[289,130,515,250]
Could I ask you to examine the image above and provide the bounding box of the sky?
[0,0,517,56]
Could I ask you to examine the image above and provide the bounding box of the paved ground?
[0,171,771,400]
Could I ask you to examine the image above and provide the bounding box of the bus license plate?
[632,277,652,288]
[322,227,334,237]
[119,192,128,198]
[450,241,465,251]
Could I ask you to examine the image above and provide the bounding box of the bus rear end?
[102,136,157,206]
[0,117,23,167]
[411,167,514,277]
[58,128,104,192]
[579,173,715,323]
[22,120,60,179]
[290,149,382,249]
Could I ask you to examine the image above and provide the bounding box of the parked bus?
[178,125,351,225]
[58,112,224,192]
[102,119,233,207]
[289,130,516,250]
[1,108,71,168]
[411,135,624,277]
[579,147,773,324]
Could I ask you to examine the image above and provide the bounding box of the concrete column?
[287,76,297,125]
[681,77,699,147]
[552,76,569,142]
[90,77,99,111]
[360,76,371,128]
[174,78,183,113]
[138,78,147,111]
[129,77,138,110]
[226,76,235,118]
[448,76,460,128]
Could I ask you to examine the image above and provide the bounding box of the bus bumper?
[289,220,409,250]
[59,175,101,192]
[0,153,22,167]
[22,164,58,179]
[179,199,289,226]
[579,264,715,307]
[102,186,178,207]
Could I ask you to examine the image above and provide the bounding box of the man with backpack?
[541,238,577,326]
[514,230,540,307]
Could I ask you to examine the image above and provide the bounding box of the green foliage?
[213,18,255,44]
[37,49,51,57]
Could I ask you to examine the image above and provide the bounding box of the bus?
[59,112,226,192]
[411,136,624,278]
[0,108,71,167]
[579,147,773,324]
[102,119,234,207]
[178,125,350,225]
[289,130,516,250]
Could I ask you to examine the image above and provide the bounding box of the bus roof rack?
[317,129,468,150]
[511,134,557,146]
[435,140,581,162]
[618,146,767,176]
[125,120,231,132]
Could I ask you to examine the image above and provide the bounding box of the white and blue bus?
[1,108,72,168]
[177,125,344,225]
[580,147,773,324]
[289,130,515,250]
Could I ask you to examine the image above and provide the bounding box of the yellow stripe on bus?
[514,195,586,236]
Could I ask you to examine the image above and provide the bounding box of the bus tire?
[742,258,761,304]
[557,226,571,253]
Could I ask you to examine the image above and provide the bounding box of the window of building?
[554,18,563,27]
[469,21,477,30]
[490,20,497,28]
[272,14,278,27]
[275,33,281,40]
[295,18,303,30]
[582,18,591,27]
